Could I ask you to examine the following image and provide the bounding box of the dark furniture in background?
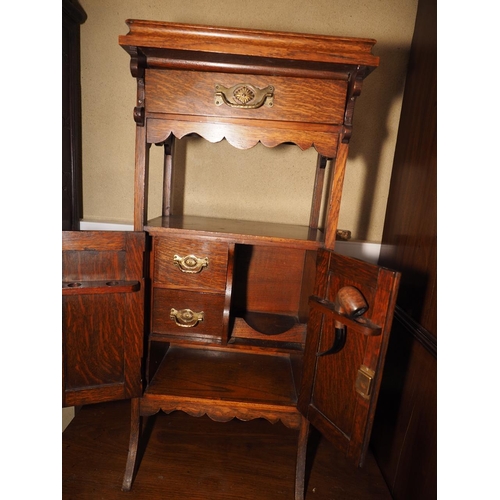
[371,0,437,498]
[62,0,86,230]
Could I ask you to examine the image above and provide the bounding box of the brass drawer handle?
[214,83,274,109]
[170,308,204,328]
[173,254,209,274]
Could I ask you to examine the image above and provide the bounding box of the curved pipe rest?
[317,286,368,357]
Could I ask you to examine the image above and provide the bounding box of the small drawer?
[146,69,347,125]
[152,288,226,341]
[153,236,229,291]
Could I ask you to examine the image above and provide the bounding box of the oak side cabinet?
[62,20,400,500]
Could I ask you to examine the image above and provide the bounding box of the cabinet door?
[298,249,400,466]
[62,231,145,407]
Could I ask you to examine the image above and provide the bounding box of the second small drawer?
[153,236,229,291]
[152,288,226,340]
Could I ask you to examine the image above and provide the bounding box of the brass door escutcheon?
[214,83,274,109]
[173,254,209,273]
[355,365,375,398]
[170,308,204,328]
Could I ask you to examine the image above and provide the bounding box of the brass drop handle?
[214,83,274,109]
[173,254,209,274]
[170,308,204,328]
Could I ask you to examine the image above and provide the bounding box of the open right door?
[298,248,400,466]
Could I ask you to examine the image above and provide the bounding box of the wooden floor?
[62,400,392,499]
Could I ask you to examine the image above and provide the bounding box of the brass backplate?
[214,83,274,109]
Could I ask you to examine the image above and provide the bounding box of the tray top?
[119,19,379,71]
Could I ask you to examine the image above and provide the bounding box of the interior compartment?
[228,244,317,345]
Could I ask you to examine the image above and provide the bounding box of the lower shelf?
[142,345,302,428]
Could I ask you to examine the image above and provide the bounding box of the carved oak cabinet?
[62,20,400,500]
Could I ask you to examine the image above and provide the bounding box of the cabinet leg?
[295,416,310,500]
[122,397,141,491]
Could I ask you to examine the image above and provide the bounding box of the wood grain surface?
[63,400,392,500]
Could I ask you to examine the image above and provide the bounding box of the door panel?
[298,249,400,465]
[62,231,146,407]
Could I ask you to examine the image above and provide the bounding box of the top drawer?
[153,236,229,291]
[145,69,348,125]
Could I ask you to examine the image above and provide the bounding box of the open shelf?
[145,215,324,250]
[145,345,298,408]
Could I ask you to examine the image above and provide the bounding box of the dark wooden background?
[62,0,86,230]
[371,0,437,497]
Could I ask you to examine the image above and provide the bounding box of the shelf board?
[238,311,300,335]
[145,345,298,408]
[145,215,324,249]
[229,314,307,346]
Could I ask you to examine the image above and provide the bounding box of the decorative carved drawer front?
[153,236,229,292]
[146,69,348,125]
[152,288,226,340]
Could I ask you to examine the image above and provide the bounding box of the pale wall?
[79,0,418,242]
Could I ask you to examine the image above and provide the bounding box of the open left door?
[298,248,400,466]
[62,231,146,407]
